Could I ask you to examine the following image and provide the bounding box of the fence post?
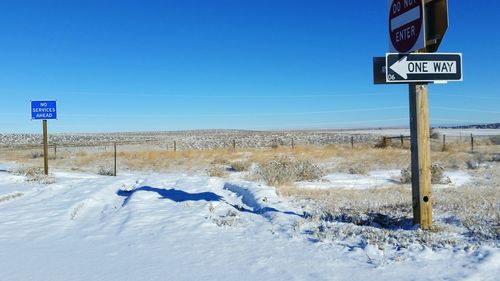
[471,134,474,153]
[442,135,446,151]
[113,142,117,177]
[291,138,295,149]
[232,139,236,150]
[400,135,404,147]
[351,136,354,149]
[54,143,57,159]
[383,136,388,148]
[174,141,177,152]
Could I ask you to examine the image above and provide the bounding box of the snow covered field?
[0,161,498,281]
[1,128,498,148]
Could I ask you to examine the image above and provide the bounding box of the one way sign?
[386,53,462,83]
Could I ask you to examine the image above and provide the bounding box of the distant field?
[1,128,499,148]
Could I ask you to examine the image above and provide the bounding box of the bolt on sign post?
[31,100,57,176]
[373,0,460,230]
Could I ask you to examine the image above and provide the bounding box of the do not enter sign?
[388,0,425,53]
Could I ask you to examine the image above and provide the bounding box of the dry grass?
[1,143,499,176]
[0,192,24,203]
[206,165,227,177]
[229,160,251,172]
[279,176,499,242]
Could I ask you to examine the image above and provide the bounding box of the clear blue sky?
[1,0,499,133]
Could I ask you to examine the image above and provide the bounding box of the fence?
[380,133,500,152]
[1,133,498,176]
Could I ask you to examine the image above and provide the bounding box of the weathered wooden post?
[232,139,236,150]
[442,135,446,151]
[113,142,117,177]
[291,138,295,149]
[400,134,404,147]
[54,143,57,159]
[409,83,432,229]
[174,141,177,152]
[470,134,474,152]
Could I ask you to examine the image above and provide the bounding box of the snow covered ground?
[0,164,498,281]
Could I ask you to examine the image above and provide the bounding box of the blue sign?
[31,100,57,120]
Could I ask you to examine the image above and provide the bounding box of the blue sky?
[0,0,499,133]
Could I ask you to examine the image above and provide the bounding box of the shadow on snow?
[117,186,222,207]
[116,185,302,218]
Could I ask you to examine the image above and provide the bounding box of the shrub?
[400,164,451,184]
[31,151,44,159]
[374,137,388,149]
[97,167,114,176]
[400,167,412,184]
[256,156,295,186]
[211,157,229,165]
[466,159,480,170]
[294,159,325,181]
[430,165,451,184]
[256,156,324,186]
[348,166,368,175]
[230,161,251,172]
[467,154,490,168]
[489,136,500,145]
[206,166,227,177]
[430,128,440,139]
[490,154,500,162]
[12,166,55,184]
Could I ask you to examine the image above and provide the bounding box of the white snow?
[0,166,496,281]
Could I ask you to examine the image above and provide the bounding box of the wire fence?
[1,132,498,176]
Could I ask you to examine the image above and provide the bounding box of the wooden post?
[383,136,388,148]
[54,143,57,159]
[409,83,432,230]
[113,142,117,177]
[351,136,354,149]
[43,120,49,175]
[470,134,474,152]
[174,141,177,152]
[291,138,295,149]
[232,139,236,150]
[442,135,446,151]
[400,134,404,147]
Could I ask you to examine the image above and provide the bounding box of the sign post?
[409,82,432,229]
[43,120,49,175]
[31,100,57,176]
[373,0,457,229]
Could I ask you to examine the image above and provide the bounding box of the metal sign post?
[43,120,49,175]
[31,100,58,176]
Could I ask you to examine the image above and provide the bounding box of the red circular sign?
[389,0,423,53]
